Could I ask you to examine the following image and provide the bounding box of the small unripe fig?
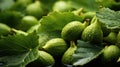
[53,1,72,12]
[61,21,85,41]
[81,19,103,44]
[26,1,44,19]
[101,45,120,63]
[9,0,33,11]
[43,38,68,57]
[27,50,55,67]
[17,16,38,31]
[62,41,77,65]
[37,50,55,66]
[0,23,10,36]
[103,31,117,44]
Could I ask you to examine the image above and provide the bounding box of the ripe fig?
[81,19,103,44]
[42,38,68,57]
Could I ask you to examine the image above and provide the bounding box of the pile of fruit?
[0,0,120,67]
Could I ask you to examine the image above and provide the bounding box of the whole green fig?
[9,0,33,11]
[52,1,72,12]
[104,31,117,44]
[81,19,103,44]
[42,38,68,57]
[37,50,55,66]
[101,45,120,63]
[62,41,77,65]
[61,21,85,41]
[0,23,10,36]
[26,1,44,19]
[17,16,38,31]
[27,50,55,67]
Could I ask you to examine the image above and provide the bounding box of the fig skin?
[81,19,103,44]
[42,38,68,57]
[103,31,117,45]
[53,1,72,12]
[26,51,55,67]
[37,51,55,66]
[101,45,120,64]
[61,21,85,41]
[62,41,77,65]
[16,16,38,31]
[26,1,44,19]
[0,23,10,36]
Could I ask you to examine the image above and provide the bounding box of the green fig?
[42,38,68,57]
[26,1,44,19]
[9,0,33,11]
[52,1,72,12]
[103,31,117,44]
[61,21,86,41]
[101,45,120,63]
[37,50,55,66]
[62,41,77,65]
[81,19,103,44]
[27,50,55,67]
[17,16,38,31]
[0,23,10,36]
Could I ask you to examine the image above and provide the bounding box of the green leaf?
[69,0,116,12]
[40,0,116,12]
[72,40,103,66]
[0,32,39,67]
[39,12,83,31]
[37,12,83,48]
[96,8,120,30]
[95,0,116,7]
[70,0,99,11]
